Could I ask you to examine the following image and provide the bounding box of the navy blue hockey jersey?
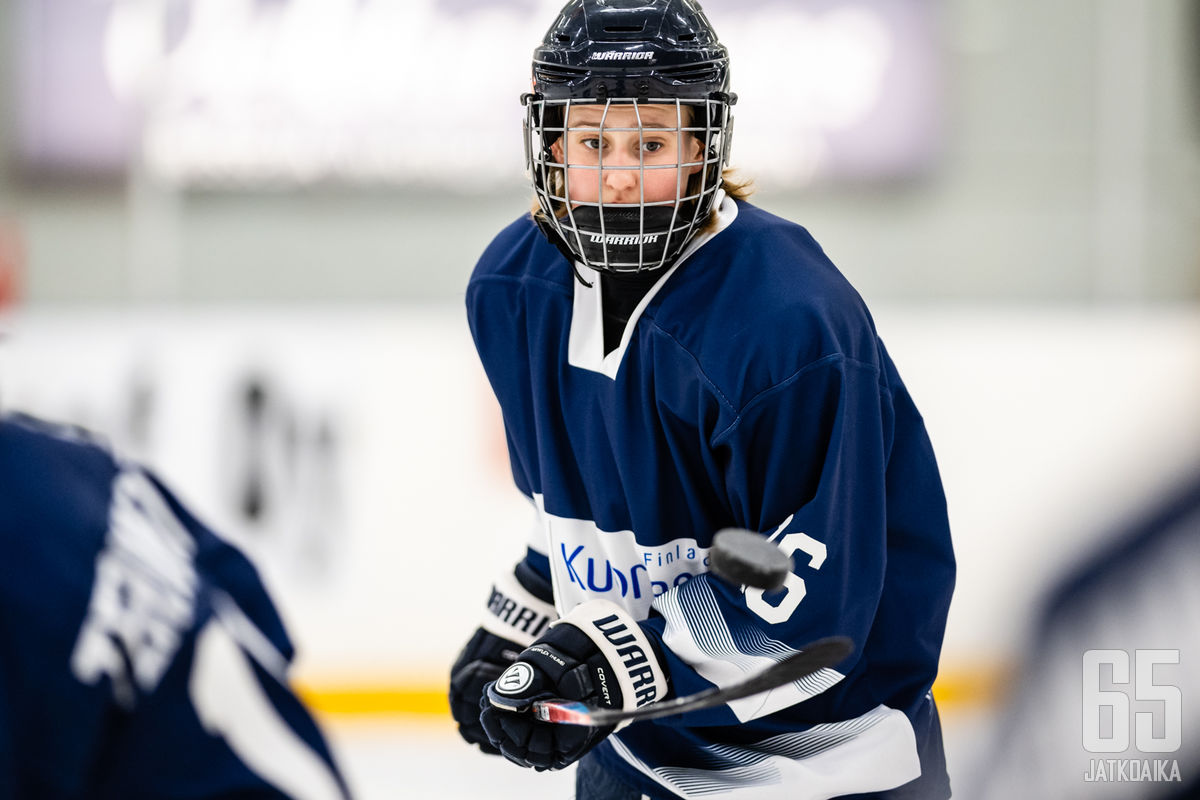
[0,413,349,800]
[466,194,956,799]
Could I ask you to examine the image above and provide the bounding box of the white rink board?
[1,305,1197,682]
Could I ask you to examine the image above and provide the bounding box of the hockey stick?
[532,635,852,726]
[532,528,852,726]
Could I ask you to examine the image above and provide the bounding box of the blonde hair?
[719,170,754,201]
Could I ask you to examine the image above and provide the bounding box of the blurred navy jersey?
[0,413,350,800]
[466,195,956,799]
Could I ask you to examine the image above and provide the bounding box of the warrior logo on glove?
[496,662,536,695]
[479,600,670,771]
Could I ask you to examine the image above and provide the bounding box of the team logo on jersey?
[589,51,655,62]
[532,496,711,619]
[496,662,535,695]
[557,541,711,620]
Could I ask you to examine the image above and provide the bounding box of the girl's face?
[550,103,704,207]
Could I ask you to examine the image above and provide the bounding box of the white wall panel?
[2,306,1197,682]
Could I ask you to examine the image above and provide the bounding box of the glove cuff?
[557,600,668,711]
[480,568,558,648]
[514,559,554,604]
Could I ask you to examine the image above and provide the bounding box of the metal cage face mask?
[523,94,735,274]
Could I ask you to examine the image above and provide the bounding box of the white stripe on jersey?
[654,576,844,722]
[190,617,345,800]
[610,704,920,799]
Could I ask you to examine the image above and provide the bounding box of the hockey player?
[449,1,956,798]
[0,412,350,800]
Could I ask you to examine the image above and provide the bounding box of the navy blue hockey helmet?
[522,0,736,274]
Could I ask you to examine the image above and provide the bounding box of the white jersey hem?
[609,703,922,800]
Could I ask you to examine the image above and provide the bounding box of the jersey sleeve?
[637,354,926,726]
[69,464,352,799]
[94,593,351,800]
[146,470,297,664]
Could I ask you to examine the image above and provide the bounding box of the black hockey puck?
[709,528,792,591]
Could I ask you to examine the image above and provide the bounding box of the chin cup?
[560,205,694,273]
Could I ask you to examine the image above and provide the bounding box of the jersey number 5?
[744,531,826,625]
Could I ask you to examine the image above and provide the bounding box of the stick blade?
[720,636,854,705]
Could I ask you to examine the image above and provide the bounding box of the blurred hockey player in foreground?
[449,1,956,798]
[0,412,350,799]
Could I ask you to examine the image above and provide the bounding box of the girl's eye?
[582,138,602,151]
[643,141,664,153]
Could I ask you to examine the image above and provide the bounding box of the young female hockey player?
[448,1,956,798]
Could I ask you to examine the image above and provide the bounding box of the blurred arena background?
[1,0,1198,797]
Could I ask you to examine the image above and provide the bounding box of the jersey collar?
[567,190,739,378]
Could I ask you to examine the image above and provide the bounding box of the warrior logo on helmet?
[589,51,656,62]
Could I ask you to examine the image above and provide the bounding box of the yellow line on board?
[296,665,1013,718]
[931,664,1014,709]
[296,685,450,716]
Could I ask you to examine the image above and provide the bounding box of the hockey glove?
[449,561,557,755]
[481,599,670,771]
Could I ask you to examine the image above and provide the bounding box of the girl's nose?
[601,156,640,203]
